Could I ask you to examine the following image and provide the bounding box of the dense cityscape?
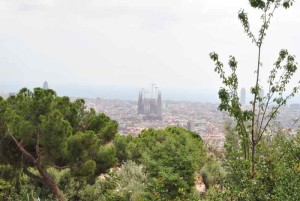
[81,85,300,151]
[1,82,299,152]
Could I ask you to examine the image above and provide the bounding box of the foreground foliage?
[208,0,299,199]
[115,127,206,200]
[0,88,118,200]
[210,0,299,175]
[207,128,300,200]
[1,93,207,200]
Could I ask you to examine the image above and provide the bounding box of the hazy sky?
[0,0,300,101]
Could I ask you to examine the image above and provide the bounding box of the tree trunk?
[10,134,65,201]
[35,162,65,201]
[46,180,65,201]
[24,165,65,201]
[251,143,256,178]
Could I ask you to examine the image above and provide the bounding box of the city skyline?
[1,81,300,105]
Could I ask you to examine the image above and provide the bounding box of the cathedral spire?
[138,91,144,114]
[156,91,162,119]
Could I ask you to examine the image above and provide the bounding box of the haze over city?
[1,0,300,102]
[1,1,300,200]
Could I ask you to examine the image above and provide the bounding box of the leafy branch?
[210,0,299,176]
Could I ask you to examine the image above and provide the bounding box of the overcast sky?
[0,0,299,101]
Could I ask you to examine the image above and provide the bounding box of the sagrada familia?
[138,89,162,120]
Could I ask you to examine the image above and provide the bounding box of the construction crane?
[151,83,156,99]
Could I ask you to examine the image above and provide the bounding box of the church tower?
[156,91,162,119]
[138,91,144,114]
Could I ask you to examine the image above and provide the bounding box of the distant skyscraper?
[43,81,49,90]
[187,120,195,131]
[156,91,162,117]
[240,88,246,105]
[260,88,264,98]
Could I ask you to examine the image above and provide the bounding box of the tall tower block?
[43,81,49,90]
[260,88,264,98]
[240,88,246,105]
[156,91,162,118]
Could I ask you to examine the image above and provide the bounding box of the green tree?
[0,88,118,201]
[207,128,300,200]
[210,0,299,177]
[122,127,206,200]
[114,134,135,163]
[116,160,149,200]
[200,157,225,190]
